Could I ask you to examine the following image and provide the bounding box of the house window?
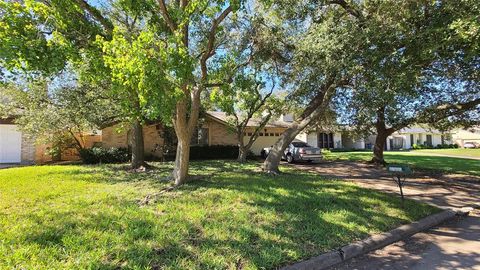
[259,133,263,136]
[191,128,209,146]
[318,133,334,148]
[410,134,414,146]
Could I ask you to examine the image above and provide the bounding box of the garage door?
[0,125,22,163]
[246,135,281,155]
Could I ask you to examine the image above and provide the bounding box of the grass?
[413,148,480,158]
[0,161,438,269]
[324,151,480,176]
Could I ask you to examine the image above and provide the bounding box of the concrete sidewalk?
[293,161,480,270]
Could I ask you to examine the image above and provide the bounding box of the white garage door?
[0,125,22,163]
[245,135,281,155]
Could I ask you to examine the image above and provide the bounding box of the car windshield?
[292,142,310,147]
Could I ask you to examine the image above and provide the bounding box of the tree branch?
[327,0,362,19]
[73,0,113,34]
[200,5,233,80]
[157,0,177,33]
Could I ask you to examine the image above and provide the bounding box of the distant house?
[363,126,450,150]
[450,127,480,147]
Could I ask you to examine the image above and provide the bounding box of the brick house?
[100,111,351,157]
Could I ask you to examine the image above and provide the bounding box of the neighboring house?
[0,117,101,164]
[363,126,449,150]
[450,127,480,147]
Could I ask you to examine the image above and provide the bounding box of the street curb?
[281,208,470,270]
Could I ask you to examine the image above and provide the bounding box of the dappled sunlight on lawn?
[0,161,438,269]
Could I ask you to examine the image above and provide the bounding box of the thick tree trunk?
[173,136,190,185]
[131,119,146,169]
[371,130,388,165]
[263,127,302,173]
[370,107,394,166]
[172,90,201,186]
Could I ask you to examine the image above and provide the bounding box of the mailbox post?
[387,164,412,207]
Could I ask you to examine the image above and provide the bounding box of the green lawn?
[413,148,480,158]
[0,161,437,269]
[324,151,480,176]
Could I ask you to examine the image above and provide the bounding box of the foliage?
[0,79,119,149]
[79,147,130,164]
[334,0,480,137]
[411,143,459,150]
[0,161,437,269]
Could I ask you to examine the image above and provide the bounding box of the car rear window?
[292,142,310,147]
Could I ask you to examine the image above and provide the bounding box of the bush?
[79,147,130,164]
[435,144,459,149]
[412,144,423,150]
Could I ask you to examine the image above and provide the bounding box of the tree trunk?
[173,135,190,185]
[263,127,302,173]
[370,107,394,166]
[172,89,201,186]
[131,119,146,169]
[371,130,388,165]
[262,78,338,173]
[237,145,248,163]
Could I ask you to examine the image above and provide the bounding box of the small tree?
[212,72,281,162]
[0,79,119,155]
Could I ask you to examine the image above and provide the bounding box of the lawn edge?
[281,207,473,270]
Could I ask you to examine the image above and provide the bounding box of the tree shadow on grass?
[8,162,437,269]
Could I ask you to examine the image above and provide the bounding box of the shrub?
[412,144,423,150]
[79,147,130,164]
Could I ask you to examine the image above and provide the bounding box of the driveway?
[292,161,480,270]
[0,164,21,169]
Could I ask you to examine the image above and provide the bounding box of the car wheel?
[286,154,294,163]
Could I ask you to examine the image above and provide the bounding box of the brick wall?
[101,124,164,157]
[20,135,35,164]
[205,118,237,145]
[102,125,129,148]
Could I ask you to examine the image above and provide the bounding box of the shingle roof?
[206,111,291,128]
